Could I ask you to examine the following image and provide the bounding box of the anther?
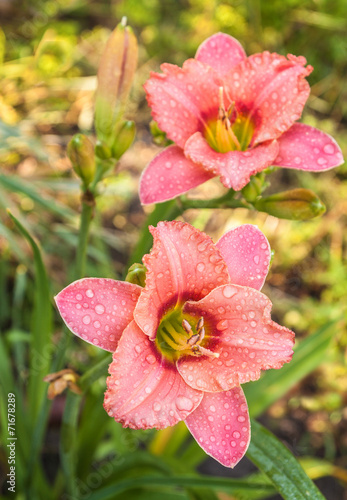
[196,317,204,332]
[187,334,200,346]
[198,327,205,341]
[182,319,192,334]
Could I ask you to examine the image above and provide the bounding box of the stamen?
[187,334,200,346]
[192,345,220,358]
[196,317,204,332]
[198,326,205,341]
[182,319,192,335]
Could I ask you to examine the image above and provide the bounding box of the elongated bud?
[125,263,146,287]
[95,19,138,144]
[67,134,95,187]
[254,188,326,220]
[112,120,136,159]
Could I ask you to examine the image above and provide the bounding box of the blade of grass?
[0,175,75,220]
[247,419,325,499]
[7,211,53,421]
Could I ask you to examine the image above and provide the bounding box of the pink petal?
[185,387,250,468]
[178,284,294,392]
[216,224,271,291]
[184,132,279,191]
[144,59,221,148]
[104,321,203,429]
[275,123,344,171]
[134,221,230,340]
[139,145,214,205]
[195,32,246,75]
[225,52,312,144]
[55,278,141,352]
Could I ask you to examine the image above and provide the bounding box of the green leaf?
[244,321,337,417]
[7,210,53,421]
[0,175,75,220]
[87,476,273,500]
[247,419,325,499]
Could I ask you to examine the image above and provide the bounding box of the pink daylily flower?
[55,222,294,467]
[140,33,344,204]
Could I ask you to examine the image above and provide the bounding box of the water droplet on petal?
[82,315,91,325]
[197,262,205,272]
[176,396,194,412]
[86,289,94,298]
[76,293,83,301]
[95,304,105,315]
[153,402,161,412]
[146,354,156,365]
[222,285,237,298]
[233,431,241,439]
[323,144,335,155]
[253,255,260,265]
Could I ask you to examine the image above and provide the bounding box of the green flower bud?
[112,120,136,159]
[94,18,138,144]
[254,188,326,220]
[95,140,112,160]
[67,134,95,187]
[125,263,146,287]
[149,120,173,147]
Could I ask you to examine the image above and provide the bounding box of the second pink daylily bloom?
[140,33,343,204]
[55,222,294,467]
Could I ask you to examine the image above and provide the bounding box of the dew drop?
[209,405,216,413]
[86,289,94,298]
[197,262,205,272]
[76,293,83,301]
[146,354,156,365]
[153,402,161,412]
[95,304,105,315]
[82,315,91,325]
[323,144,335,155]
[222,285,237,298]
[176,396,194,412]
[253,255,260,265]
[233,431,241,439]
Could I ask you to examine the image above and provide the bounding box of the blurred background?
[0,0,347,498]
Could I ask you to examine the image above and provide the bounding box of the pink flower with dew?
[140,33,344,204]
[55,222,294,467]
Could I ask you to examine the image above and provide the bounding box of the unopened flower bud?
[67,134,95,187]
[112,120,136,159]
[95,140,112,160]
[254,188,326,220]
[95,19,138,144]
[149,120,173,147]
[125,263,146,287]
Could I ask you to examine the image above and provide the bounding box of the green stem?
[180,189,252,211]
[74,190,95,279]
